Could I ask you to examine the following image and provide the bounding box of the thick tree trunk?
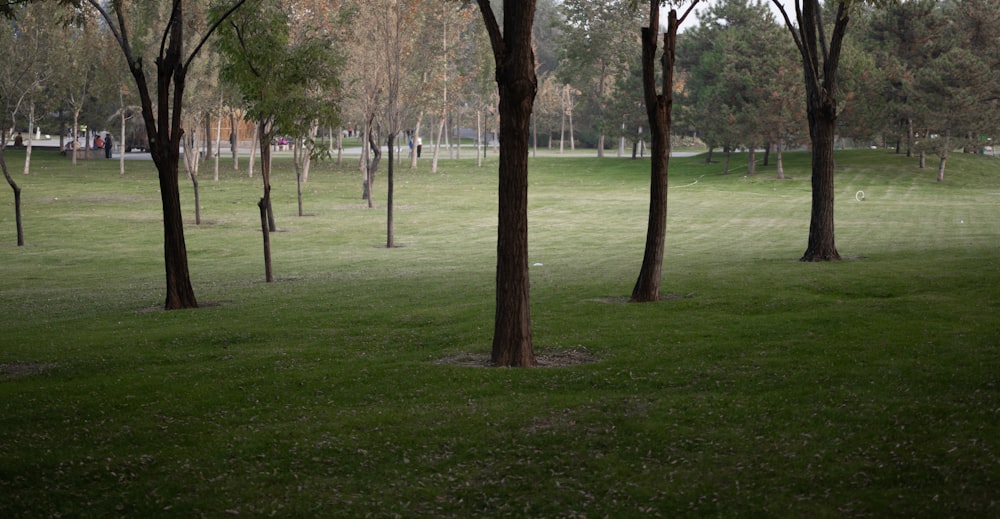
[631,4,678,303]
[801,105,841,261]
[597,133,605,158]
[748,148,757,175]
[477,0,537,367]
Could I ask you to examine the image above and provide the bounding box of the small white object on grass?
[533,263,543,267]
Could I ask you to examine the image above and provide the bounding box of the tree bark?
[0,155,24,246]
[631,3,681,303]
[387,133,395,248]
[774,0,846,262]
[477,0,537,367]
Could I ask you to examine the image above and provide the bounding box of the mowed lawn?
[1,148,998,517]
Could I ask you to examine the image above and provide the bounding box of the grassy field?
[1,147,998,517]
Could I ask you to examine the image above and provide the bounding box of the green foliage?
[1,148,998,515]
[215,0,341,139]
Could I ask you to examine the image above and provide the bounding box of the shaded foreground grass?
[1,149,998,517]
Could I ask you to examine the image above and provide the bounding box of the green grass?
[1,148,998,517]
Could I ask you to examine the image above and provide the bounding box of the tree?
[771,0,857,262]
[85,0,249,309]
[630,0,699,303]
[557,0,644,157]
[216,0,341,282]
[475,0,537,367]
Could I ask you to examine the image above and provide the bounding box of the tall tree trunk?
[597,133,605,158]
[775,0,846,262]
[748,147,756,175]
[631,4,682,303]
[802,102,840,261]
[477,0,537,367]
[387,133,395,248]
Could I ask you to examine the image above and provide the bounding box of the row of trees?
[676,0,1000,182]
[3,0,997,366]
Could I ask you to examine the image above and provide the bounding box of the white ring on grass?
[856,190,865,202]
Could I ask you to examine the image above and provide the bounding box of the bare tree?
[85,0,250,309]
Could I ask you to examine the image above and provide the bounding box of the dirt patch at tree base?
[434,348,598,368]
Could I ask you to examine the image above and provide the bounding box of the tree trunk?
[905,117,913,158]
[214,105,222,182]
[937,150,947,182]
[22,103,35,175]
[231,112,239,170]
[478,110,484,167]
[248,122,258,178]
[0,155,25,246]
[776,137,785,179]
[368,124,381,209]
[748,147,757,175]
[777,0,846,262]
[631,4,678,303]
[119,100,126,176]
[387,133,395,248]
[801,103,841,261]
[294,138,304,217]
[477,0,537,367]
[597,133,605,158]
[431,114,444,173]
[919,150,926,169]
[258,195,273,282]
[71,110,80,165]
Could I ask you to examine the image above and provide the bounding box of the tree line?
[2,0,997,366]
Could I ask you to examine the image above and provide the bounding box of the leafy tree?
[475,0,537,367]
[216,0,341,282]
[557,0,644,156]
